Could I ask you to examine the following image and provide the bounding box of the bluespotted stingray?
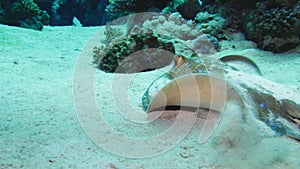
[142,54,300,143]
[92,13,300,143]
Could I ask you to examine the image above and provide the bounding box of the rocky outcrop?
[0,0,50,30]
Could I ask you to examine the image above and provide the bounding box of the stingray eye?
[174,55,185,69]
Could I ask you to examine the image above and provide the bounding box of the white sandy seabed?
[0,24,300,168]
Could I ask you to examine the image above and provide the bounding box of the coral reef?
[199,0,257,31]
[93,0,300,74]
[0,0,50,30]
[105,0,172,21]
[244,4,300,52]
[0,0,110,31]
[93,13,221,73]
[141,13,219,54]
[105,0,136,21]
[161,0,185,14]
[142,13,203,41]
[194,11,227,39]
[200,0,300,52]
[93,26,175,73]
[102,25,123,45]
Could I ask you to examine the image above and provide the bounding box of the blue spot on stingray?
[194,59,201,63]
[259,103,264,108]
[197,69,203,73]
[185,62,190,66]
[266,119,275,124]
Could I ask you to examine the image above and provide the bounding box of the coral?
[105,0,172,21]
[19,17,43,30]
[93,13,221,73]
[200,0,300,52]
[161,0,185,14]
[102,25,124,45]
[194,11,227,39]
[105,0,135,20]
[142,13,220,53]
[142,13,203,41]
[93,29,175,73]
[200,0,257,31]
[11,0,41,19]
[0,0,49,30]
[244,5,300,52]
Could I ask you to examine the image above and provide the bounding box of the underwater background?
[1,0,300,168]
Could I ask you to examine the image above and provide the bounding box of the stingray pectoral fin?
[147,74,227,113]
[147,74,229,143]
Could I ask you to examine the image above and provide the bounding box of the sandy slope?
[0,24,299,168]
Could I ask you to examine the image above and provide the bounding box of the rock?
[191,34,219,54]
[72,17,82,26]
[176,0,201,20]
